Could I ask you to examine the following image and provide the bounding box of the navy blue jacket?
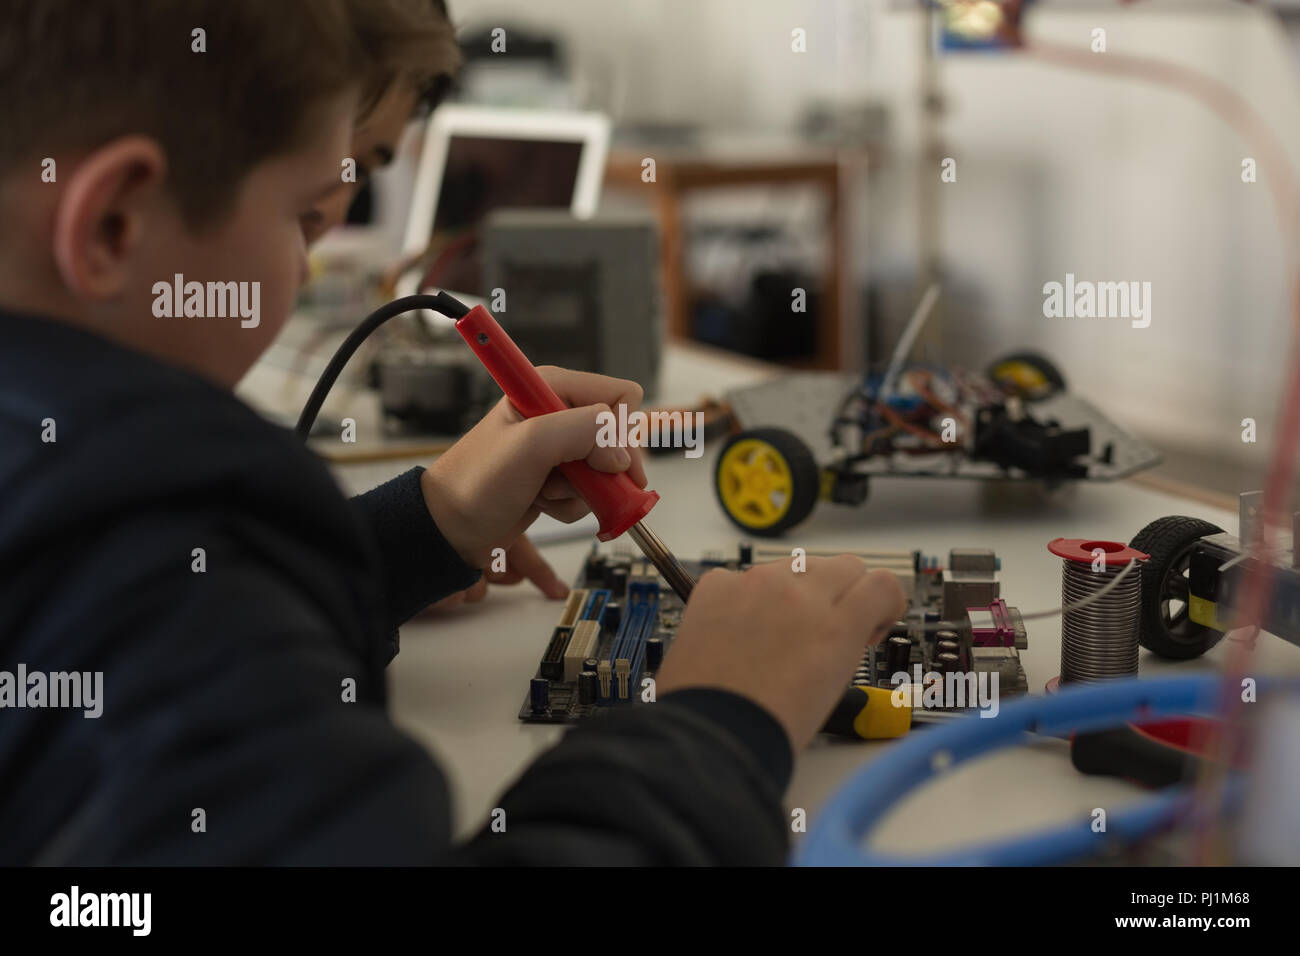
[0,309,791,864]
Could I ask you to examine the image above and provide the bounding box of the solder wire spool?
[1047,539,1148,683]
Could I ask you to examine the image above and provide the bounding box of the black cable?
[294,291,472,439]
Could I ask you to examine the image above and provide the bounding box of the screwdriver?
[822,684,913,739]
[452,299,698,602]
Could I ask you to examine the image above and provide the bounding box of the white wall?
[448,0,1300,467]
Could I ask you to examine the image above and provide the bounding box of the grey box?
[949,548,997,574]
[943,577,999,621]
[482,209,662,399]
[971,646,1027,694]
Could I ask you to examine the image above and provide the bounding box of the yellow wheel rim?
[991,360,1049,396]
[718,438,795,529]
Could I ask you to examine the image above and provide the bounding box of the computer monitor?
[399,104,610,263]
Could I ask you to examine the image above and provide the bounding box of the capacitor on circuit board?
[529,677,549,714]
[645,637,665,671]
[936,638,962,668]
[609,568,629,595]
[578,670,599,705]
[885,634,913,676]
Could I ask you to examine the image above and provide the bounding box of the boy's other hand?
[656,557,907,753]
[420,366,647,571]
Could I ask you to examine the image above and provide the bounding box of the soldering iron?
[295,292,698,603]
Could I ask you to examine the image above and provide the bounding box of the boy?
[0,0,905,864]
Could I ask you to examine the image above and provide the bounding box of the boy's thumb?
[512,403,630,476]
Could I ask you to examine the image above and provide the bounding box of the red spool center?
[1047,537,1148,567]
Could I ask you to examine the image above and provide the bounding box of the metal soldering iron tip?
[627,520,696,602]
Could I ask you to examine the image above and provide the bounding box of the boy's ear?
[51,136,168,301]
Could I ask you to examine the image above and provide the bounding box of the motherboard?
[520,543,1031,736]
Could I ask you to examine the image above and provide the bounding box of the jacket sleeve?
[350,466,481,634]
[451,689,794,865]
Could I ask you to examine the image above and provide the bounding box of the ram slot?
[603,600,640,701]
[628,607,658,691]
[609,599,648,666]
[609,594,658,700]
[581,589,610,626]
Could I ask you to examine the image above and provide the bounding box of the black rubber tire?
[714,427,820,537]
[986,351,1067,401]
[1129,515,1226,660]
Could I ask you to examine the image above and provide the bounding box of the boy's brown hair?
[0,0,459,229]
[356,0,461,116]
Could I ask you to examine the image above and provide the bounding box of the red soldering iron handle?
[455,305,659,541]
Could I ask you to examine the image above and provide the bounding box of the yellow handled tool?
[822,684,913,740]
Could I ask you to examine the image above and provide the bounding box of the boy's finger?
[827,554,875,600]
[536,445,646,494]
[838,569,907,639]
[539,472,578,500]
[535,366,643,418]
[586,442,631,475]
[787,554,868,602]
[618,443,648,488]
[427,591,467,612]
[538,497,593,524]
[508,535,568,599]
[494,372,650,489]
[511,403,620,480]
[462,578,490,604]
[578,443,646,485]
[537,367,648,487]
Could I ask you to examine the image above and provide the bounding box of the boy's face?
[305,83,421,247]
[135,93,357,385]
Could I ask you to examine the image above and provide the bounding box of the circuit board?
[519,543,1031,731]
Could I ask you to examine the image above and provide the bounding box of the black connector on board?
[540,626,573,681]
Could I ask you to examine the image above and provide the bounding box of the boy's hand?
[656,556,907,752]
[420,366,647,571]
[425,535,569,612]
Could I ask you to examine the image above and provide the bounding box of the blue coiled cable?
[795,675,1265,866]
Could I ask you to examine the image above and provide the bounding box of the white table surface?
[242,328,1300,854]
